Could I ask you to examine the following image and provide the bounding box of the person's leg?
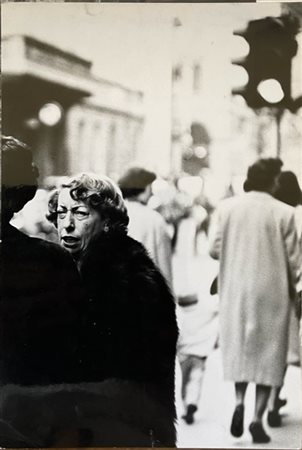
[179,355,192,401]
[253,384,271,422]
[249,384,271,443]
[268,386,279,410]
[267,366,287,427]
[230,382,248,437]
[235,382,248,406]
[182,356,205,424]
[267,386,282,426]
[185,357,206,406]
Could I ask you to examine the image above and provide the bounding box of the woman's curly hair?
[47,173,129,235]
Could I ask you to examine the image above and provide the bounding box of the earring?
[103,224,109,233]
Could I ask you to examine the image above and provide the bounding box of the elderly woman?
[47,173,178,447]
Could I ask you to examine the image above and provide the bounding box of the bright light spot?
[257,79,284,104]
[194,146,207,159]
[38,102,63,126]
[232,66,249,87]
[231,36,249,59]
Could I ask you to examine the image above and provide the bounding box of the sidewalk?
[176,349,302,449]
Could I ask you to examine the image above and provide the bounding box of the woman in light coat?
[209,158,301,444]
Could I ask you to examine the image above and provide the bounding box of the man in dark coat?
[0,136,85,446]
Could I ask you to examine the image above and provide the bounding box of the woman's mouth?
[61,236,80,249]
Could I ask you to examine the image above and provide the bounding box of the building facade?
[2,35,144,184]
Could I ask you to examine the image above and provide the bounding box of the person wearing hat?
[208,158,301,444]
[119,166,173,288]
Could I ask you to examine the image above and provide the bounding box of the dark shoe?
[276,397,287,411]
[249,422,271,443]
[267,410,282,427]
[230,404,244,437]
[182,404,197,425]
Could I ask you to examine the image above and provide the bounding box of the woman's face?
[57,188,103,258]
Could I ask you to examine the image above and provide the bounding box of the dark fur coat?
[78,231,179,446]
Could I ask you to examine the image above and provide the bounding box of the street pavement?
[175,349,302,449]
[173,233,302,449]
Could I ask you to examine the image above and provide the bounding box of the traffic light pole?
[275,109,284,158]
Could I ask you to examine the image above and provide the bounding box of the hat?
[118,167,156,190]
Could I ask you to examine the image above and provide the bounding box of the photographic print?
[1,1,302,449]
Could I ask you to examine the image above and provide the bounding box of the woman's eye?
[75,210,89,219]
[57,211,66,219]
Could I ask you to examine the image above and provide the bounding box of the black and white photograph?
[1,1,302,448]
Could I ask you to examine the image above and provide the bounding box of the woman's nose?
[64,211,75,230]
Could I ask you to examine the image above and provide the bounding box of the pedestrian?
[47,173,178,447]
[177,299,219,424]
[208,158,301,444]
[267,170,302,427]
[173,189,208,305]
[118,166,173,287]
[0,136,85,447]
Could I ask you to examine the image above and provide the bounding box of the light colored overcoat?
[125,199,173,287]
[209,191,301,386]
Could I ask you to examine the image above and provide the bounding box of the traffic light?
[232,15,299,109]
